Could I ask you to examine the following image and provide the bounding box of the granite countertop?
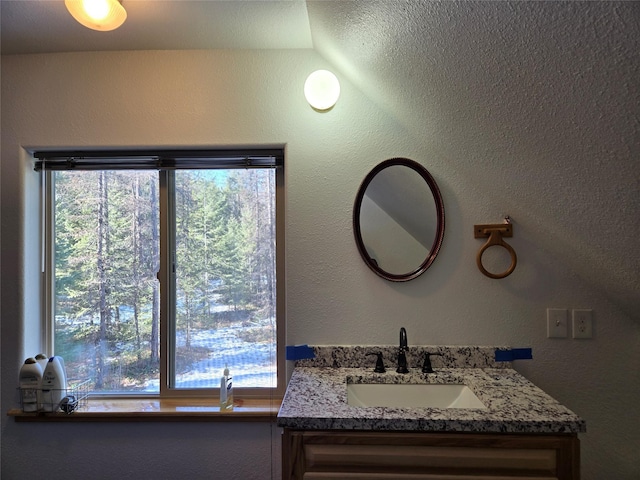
[276,346,586,434]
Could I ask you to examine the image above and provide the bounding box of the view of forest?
[53,168,277,393]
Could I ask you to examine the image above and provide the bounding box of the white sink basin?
[347,383,487,409]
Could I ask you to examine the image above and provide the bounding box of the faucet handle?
[367,352,386,373]
[422,352,443,374]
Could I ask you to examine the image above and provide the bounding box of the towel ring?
[474,219,517,279]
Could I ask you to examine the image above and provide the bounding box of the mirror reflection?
[353,158,444,281]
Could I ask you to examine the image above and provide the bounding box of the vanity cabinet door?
[282,430,579,480]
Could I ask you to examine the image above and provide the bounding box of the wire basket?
[19,379,90,414]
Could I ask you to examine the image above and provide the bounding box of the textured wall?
[2,422,280,480]
[308,0,640,318]
[1,4,639,477]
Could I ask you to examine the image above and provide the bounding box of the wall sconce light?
[304,70,340,111]
[65,0,127,31]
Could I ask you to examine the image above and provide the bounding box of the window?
[36,149,284,398]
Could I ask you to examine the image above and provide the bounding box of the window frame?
[39,149,285,400]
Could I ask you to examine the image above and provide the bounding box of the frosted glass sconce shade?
[304,70,341,111]
[65,0,127,31]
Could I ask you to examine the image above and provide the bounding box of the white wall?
[1,46,638,480]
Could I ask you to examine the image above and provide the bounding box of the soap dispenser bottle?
[19,358,43,412]
[220,365,233,411]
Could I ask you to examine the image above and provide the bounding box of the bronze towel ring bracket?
[474,217,517,279]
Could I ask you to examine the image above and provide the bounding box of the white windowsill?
[8,397,281,422]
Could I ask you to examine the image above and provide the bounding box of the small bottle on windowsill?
[219,365,233,411]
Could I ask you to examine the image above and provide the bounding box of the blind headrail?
[34,148,284,171]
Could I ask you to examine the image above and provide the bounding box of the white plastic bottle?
[219,365,233,411]
[41,356,67,412]
[35,353,49,372]
[19,358,43,412]
[34,353,49,410]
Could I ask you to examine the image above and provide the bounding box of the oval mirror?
[353,158,445,281]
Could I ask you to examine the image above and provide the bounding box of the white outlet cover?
[572,309,593,339]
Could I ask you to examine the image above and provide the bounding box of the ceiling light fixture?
[304,70,340,111]
[65,0,127,31]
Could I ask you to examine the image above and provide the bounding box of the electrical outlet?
[572,309,593,339]
[547,308,568,338]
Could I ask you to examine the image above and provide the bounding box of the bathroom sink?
[347,383,486,409]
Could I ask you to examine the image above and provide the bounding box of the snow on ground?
[144,323,277,391]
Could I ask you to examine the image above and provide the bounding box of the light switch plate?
[547,308,568,338]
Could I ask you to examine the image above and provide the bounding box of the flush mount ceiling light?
[304,70,340,111]
[65,0,127,31]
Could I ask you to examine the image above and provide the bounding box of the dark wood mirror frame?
[353,158,445,282]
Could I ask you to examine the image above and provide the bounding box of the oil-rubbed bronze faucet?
[367,352,386,373]
[421,352,443,373]
[397,327,409,373]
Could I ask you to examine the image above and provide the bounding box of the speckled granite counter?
[277,346,586,434]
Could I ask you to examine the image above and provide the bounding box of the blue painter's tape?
[495,348,533,362]
[495,350,512,362]
[286,344,315,361]
[512,348,533,360]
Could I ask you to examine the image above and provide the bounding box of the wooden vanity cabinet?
[282,429,580,480]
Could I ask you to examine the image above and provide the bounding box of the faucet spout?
[397,327,409,373]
